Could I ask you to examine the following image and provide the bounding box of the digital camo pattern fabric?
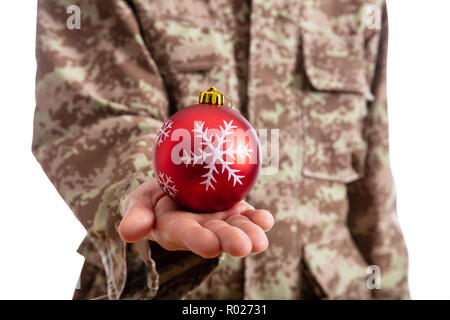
[33,0,409,300]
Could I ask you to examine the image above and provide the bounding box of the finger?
[153,193,182,216]
[151,217,221,258]
[202,219,252,257]
[122,179,165,215]
[183,226,221,258]
[118,202,155,243]
[242,209,274,231]
[225,215,268,253]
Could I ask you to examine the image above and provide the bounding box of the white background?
[0,0,449,299]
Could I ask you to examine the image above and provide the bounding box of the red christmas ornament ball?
[152,101,261,212]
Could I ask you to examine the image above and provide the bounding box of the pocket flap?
[302,33,374,101]
[169,44,224,73]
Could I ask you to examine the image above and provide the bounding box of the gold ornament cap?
[198,87,232,107]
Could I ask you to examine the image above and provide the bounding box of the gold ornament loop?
[198,87,233,108]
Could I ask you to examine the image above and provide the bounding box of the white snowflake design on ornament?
[155,120,173,146]
[181,120,253,191]
[157,171,178,198]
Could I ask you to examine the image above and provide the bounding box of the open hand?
[118,179,274,258]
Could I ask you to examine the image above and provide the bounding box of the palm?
[119,179,274,258]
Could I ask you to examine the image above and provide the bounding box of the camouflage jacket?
[33,0,409,299]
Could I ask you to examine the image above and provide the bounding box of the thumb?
[118,202,155,242]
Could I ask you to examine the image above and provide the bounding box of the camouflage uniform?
[33,0,409,299]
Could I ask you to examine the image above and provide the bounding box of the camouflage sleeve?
[347,3,410,299]
[33,0,219,300]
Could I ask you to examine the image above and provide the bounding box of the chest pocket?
[301,32,374,183]
[144,15,237,110]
